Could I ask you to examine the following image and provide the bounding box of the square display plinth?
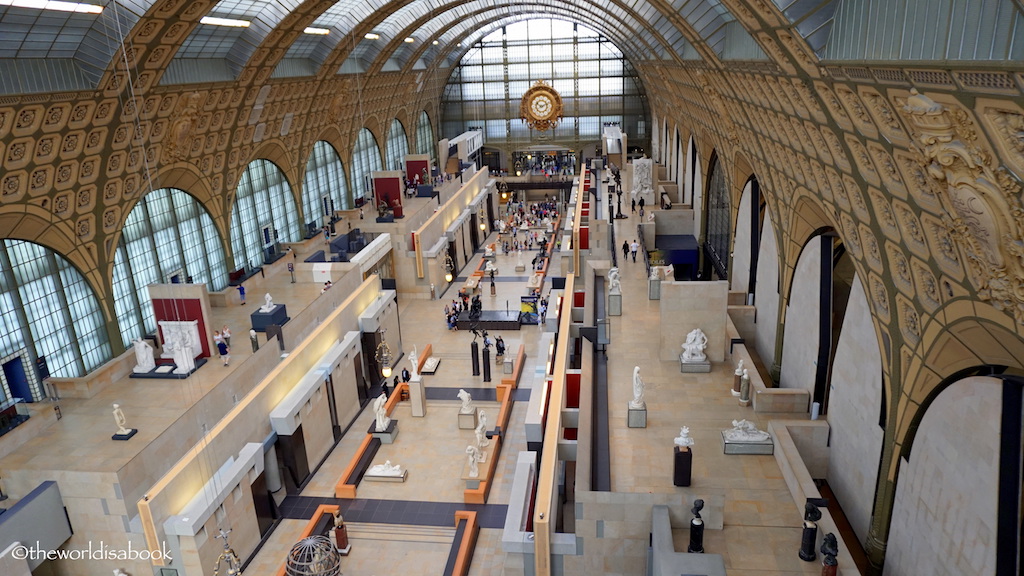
[679,358,712,373]
[112,429,137,441]
[627,406,647,428]
[368,420,399,444]
[251,305,289,332]
[608,293,622,316]
[722,432,774,454]
[363,469,408,482]
[673,446,692,487]
[458,409,479,429]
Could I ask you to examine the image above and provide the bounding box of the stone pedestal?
[799,521,817,562]
[515,263,526,272]
[250,305,289,332]
[608,293,622,316]
[721,432,775,454]
[112,429,137,441]
[673,446,692,487]
[409,375,425,417]
[732,372,742,396]
[458,408,479,429]
[627,405,647,428]
[334,526,351,555]
[680,357,712,373]
[364,469,408,482]
[504,359,514,374]
[368,420,399,444]
[649,277,661,300]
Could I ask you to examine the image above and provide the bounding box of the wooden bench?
[500,344,527,388]
[335,383,408,498]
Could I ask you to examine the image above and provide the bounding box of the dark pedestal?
[673,446,692,487]
[392,205,404,218]
[376,215,395,223]
[482,348,491,382]
[821,561,837,576]
[799,522,818,561]
[112,429,137,441]
[334,526,350,555]
[250,305,290,332]
[470,341,480,376]
[687,518,704,553]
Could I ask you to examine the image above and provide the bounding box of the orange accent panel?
[276,504,340,576]
[451,511,480,576]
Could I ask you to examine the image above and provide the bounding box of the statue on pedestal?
[368,460,402,476]
[457,389,474,413]
[629,366,645,409]
[466,445,484,478]
[170,332,195,374]
[409,345,419,378]
[469,294,483,319]
[674,426,694,447]
[112,404,131,435]
[259,293,275,313]
[608,267,622,294]
[373,393,391,432]
[680,328,708,362]
[132,338,155,373]
[723,419,771,442]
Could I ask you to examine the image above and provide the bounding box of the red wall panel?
[152,298,210,358]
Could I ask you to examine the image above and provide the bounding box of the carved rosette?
[904,89,1024,323]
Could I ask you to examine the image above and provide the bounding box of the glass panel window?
[302,141,351,234]
[351,128,383,204]
[229,160,301,271]
[385,119,409,172]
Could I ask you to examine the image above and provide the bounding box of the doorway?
[2,355,32,402]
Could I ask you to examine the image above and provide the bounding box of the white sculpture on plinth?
[674,426,694,447]
[373,393,391,432]
[681,328,709,363]
[457,389,474,413]
[475,418,489,448]
[629,366,646,409]
[516,250,524,268]
[259,293,275,313]
[649,266,660,281]
[170,332,195,375]
[723,419,771,442]
[132,338,155,373]
[466,445,484,478]
[608,267,622,295]
[367,460,403,476]
[735,359,744,374]
[112,404,130,435]
[409,345,419,378]
[485,260,498,274]
[633,156,654,196]
[485,245,494,257]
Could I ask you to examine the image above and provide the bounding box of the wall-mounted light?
[444,253,455,283]
[375,330,393,378]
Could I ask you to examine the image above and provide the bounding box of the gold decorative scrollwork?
[520,81,563,132]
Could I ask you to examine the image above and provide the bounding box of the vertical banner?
[520,295,539,325]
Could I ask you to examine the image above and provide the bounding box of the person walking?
[237,284,246,305]
[217,339,230,366]
[622,240,629,261]
[631,198,636,213]
[630,239,639,263]
[222,325,231,347]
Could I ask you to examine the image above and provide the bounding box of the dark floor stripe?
[278,496,508,529]
[426,386,530,402]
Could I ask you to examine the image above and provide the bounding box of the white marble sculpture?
[735,359,744,375]
[466,445,484,478]
[113,570,129,576]
[367,460,403,476]
[159,320,201,360]
[680,328,709,363]
[259,293,275,312]
[629,366,646,409]
[112,404,130,435]
[373,393,391,432]
[485,245,494,257]
[632,156,654,196]
[132,338,155,373]
[674,426,694,447]
[457,389,474,413]
[516,249,524,268]
[607,267,622,294]
[409,345,419,377]
[478,410,488,433]
[649,266,660,281]
[170,332,196,375]
[485,260,498,273]
[723,419,771,442]
[475,417,490,448]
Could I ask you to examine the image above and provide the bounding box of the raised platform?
[251,304,290,332]
[679,357,711,373]
[627,406,647,428]
[421,356,441,374]
[130,358,208,379]
[722,432,774,455]
[456,310,521,331]
[363,469,408,482]
[368,419,399,444]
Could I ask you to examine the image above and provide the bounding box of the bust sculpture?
[333,510,345,528]
[629,366,645,409]
[373,393,391,432]
[674,426,694,447]
[112,404,130,435]
[680,328,708,362]
[723,419,771,442]
[132,338,155,373]
[607,267,621,295]
[259,293,275,313]
[457,389,473,413]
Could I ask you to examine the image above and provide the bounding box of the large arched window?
[230,159,301,270]
[416,111,436,164]
[302,141,351,232]
[384,119,409,171]
[351,128,383,202]
[704,151,730,279]
[0,240,111,385]
[113,188,228,347]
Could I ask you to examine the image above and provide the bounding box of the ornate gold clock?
[520,80,563,131]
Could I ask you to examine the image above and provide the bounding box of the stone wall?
[779,238,820,394]
[753,214,780,373]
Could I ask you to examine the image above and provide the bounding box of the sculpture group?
[680,328,708,362]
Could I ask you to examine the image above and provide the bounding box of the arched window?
[229,159,301,270]
[704,151,730,279]
[112,188,227,347]
[351,128,383,203]
[416,111,436,165]
[385,119,409,171]
[0,240,111,384]
[302,141,351,232]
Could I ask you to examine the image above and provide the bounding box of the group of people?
[213,325,232,366]
[444,294,470,330]
[621,239,641,263]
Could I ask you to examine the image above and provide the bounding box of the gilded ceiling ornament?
[519,80,563,132]
[164,92,202,162]
[904,89,1024,323]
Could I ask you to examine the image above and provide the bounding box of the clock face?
[531,94,553,119]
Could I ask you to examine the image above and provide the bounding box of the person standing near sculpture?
[222,325,231,347]
[237,284,246,305]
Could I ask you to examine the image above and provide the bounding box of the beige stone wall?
[730,181,754,294]
[779,237,820,394]
[658,280,728,363]
[884,376,1001,576]
[753,214,780,372]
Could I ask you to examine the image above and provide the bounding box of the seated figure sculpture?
[724,419,771,442]
[372,393,391,432]
[680,328,709,362]
[259,293,275,312]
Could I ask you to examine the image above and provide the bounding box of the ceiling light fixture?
[365,32,380,40]
[200,16,250,27]
[304,27,330,35]
[432,40,439,45]
[0,0,103,13]
[404,37,415,43]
